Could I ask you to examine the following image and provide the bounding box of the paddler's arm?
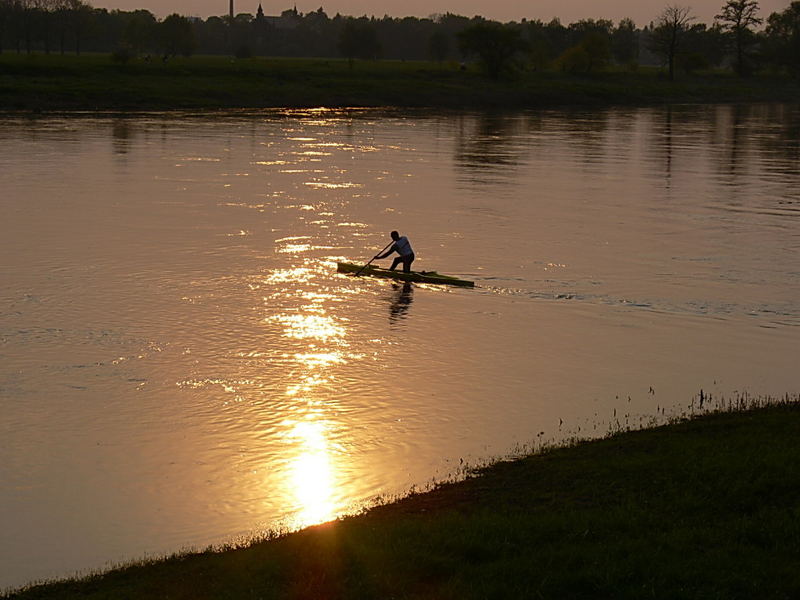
[375,244,397,259]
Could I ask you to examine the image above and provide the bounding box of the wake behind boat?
[337,262,475,287]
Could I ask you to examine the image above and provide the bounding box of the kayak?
[337,262,474,287]
[337,262,475,287]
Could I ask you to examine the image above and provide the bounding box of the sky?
[91,0,790,27]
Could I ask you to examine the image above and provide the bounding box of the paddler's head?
[390,231,399,241]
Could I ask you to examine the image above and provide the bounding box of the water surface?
[1,105,799,589]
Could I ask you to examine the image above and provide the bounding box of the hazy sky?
[92,0,790,27]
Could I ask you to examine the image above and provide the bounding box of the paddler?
[375,231,415,273]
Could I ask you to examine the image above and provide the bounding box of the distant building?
[229,0,234,19]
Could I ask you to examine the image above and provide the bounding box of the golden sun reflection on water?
[264,267,315,284]
[304,182,362,189]
[278,243,312,253]
[262,260,361,528]
[285,373,329,398]
[294,352,345,368]
[270,311,346,341]
[287,419,337,527]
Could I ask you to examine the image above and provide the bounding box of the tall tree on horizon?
[122,8,157,55]
[649,4,696,80]
[612,17,639,65]
[764,1,800,76]
[338,17,380,67]
[715,0,762,75]
[457,20,527,79]
[160,12,195,56]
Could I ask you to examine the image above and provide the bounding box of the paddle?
[354,240,394,277]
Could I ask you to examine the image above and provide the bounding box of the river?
[1,104,798,590]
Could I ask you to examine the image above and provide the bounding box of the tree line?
[1,0,798,78]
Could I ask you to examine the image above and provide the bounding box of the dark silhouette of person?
[375,231,415,272]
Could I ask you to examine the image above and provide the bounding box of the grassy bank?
[6,397,800,599]
[1,53,799,112]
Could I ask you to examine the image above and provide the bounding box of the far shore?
[5,395,800,599]
[2,53,799,113]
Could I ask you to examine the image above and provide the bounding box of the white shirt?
[394,236,413,257]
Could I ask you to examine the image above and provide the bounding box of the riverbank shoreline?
[2,54,799,113]
[6,396,799,599]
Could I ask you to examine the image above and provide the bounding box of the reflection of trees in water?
[14,116,82,148]
[549,109,640,170]
[643,105,730,193]
[720,104,800,215]
[707,104,747,183]
[453,112,538,186]
[388,282,413,325]
[710,103,800,179]
[644,104,717,191]
[647,103,800,215]
[453,110,645,188]
[728,105,745,181]
[663,106,674,188]
[558,109,610,147]
[752,104,800,165]
[112,119,133,155]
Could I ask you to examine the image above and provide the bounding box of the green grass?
[6,395,800,599]
[1,53,799,111]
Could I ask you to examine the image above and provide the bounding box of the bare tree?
[715,0,762,75]
[649,5,696,80]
